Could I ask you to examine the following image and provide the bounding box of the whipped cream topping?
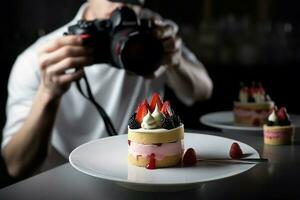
[268,110,278,122]
[151,104,164,126]
[239,90,248,103]
[253,93,265,103]
[141,111,159,129]
[237,83,271,103]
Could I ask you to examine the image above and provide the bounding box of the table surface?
[1,129,300,200]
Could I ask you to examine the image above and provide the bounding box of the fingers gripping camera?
[65,6,164,76]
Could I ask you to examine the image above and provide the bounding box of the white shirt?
[2,3,212,158]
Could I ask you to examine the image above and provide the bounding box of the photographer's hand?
[154,19,182,69]
[3,36,94,177]
[153,19,213,105]
[38,35,93,100]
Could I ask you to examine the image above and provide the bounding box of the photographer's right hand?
[38,35,93,100]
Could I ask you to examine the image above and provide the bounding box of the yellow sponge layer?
[234,101,274,110]
[128,125,184,145]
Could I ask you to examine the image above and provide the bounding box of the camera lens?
[112,31,163,76]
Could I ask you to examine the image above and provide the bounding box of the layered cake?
[263,107,295,145]
[233,82,274,126]
[128,93,184,169]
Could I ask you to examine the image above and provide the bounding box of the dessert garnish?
[149,93,163,112]
[152,104,164,126]
[141,110,159,129]
[135,100,149,124]
[128,113,140,129]
[277,107,291,126]
[266,106,291,126]
[229,142,243,159]
[182,148,197,166]
[128,96,182,130]
[237,81,271,103]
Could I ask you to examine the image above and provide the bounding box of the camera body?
[65,6,164,76]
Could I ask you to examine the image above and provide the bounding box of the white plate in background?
[200,111,300,134]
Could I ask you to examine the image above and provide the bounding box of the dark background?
[1,0,300,188]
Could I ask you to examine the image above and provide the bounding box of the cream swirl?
[151,104,164,126]
[253,93,265,103]
[239,90,248,103]
[268,110,278,122]
[141,111,159,129]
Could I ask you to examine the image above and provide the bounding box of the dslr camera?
[65,6,164,76]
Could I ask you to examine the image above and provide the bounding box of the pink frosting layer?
[264,131,293,139]
[128,140,184,160]
[234,109,270,119]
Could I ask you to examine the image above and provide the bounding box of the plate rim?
[69,132,259,186]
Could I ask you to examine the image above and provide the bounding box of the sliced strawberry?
[149,93,163,112]
[251,87,259,96]
[182,148,197,166]
[229,142,243,159]
[135,103,141,113]
[161,101,173,116]
[135,104,149,124]
[257,82,265,94]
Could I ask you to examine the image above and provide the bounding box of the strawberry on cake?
[233,82,274,126]
[127,93,184,169]
[263,107,295,145]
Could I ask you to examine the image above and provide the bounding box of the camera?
[65,6,164,76]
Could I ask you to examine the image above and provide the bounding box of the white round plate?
[200,111,300,134]
[69,132,259,192]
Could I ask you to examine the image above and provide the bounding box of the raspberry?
[128,113,141,129]
[161,117,174,129]
[171,115,181,127]
[229,142,243,159]
[182,148,197,166]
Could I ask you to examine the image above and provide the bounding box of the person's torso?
[51,55,166,158]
